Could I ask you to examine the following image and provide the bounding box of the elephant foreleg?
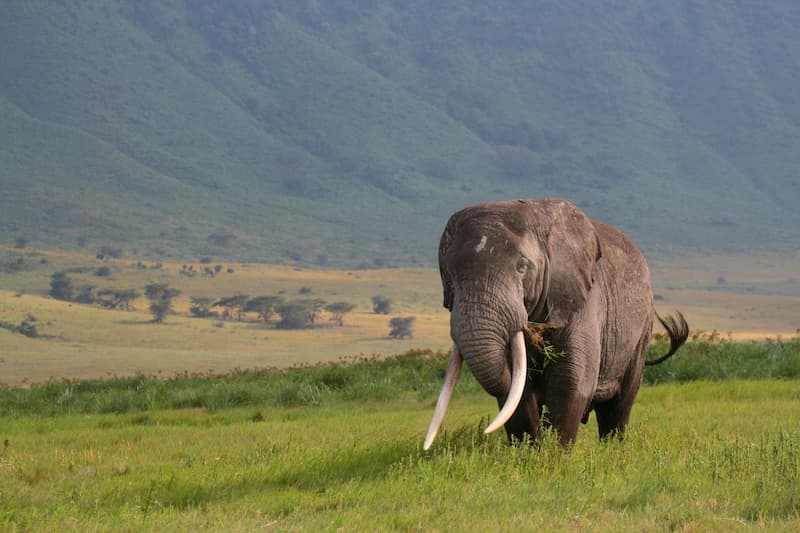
[500,389,541,444]
[542,345,599,447]
[544,389,592,447]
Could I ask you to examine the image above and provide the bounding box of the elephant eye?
[516,257,529,274]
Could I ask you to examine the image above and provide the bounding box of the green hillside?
[1,1,799,266]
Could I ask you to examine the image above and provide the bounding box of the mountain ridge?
[1,1,798,266]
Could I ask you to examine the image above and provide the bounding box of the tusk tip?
[483,422,502,435]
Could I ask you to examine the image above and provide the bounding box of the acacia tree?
[325,301,356,326]
[389,316,415,339]
[213,294,249,321]
[275,299,326,329]
[301,299,326,325]
[97,289,139,310]
[189,296,216,318]
[275,301,315,329]
[245,295,284,322]
[144,283,180,323]
[49,272,75,301]
[74,285,97,304]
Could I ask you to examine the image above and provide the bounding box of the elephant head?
[424,199,602,449]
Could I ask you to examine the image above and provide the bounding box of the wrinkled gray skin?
[436,199,688,446]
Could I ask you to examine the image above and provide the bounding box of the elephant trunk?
[450,298,527,398]
[423,291,529,449]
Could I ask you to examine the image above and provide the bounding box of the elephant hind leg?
[595,374,642,438]
[595,343,648,439]
[595,394,635,439]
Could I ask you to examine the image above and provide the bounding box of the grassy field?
[1,248,799,530]
[0,348,798,531]
[0,247,450,385]
[1,247,798,386]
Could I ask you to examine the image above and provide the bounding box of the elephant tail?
[645,311,689,366]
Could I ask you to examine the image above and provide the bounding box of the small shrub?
[97,246,123,259]
[388,316,415,339]
[0,318,38,338]
[372,295,392,315]
[49,272,75,301]
[207,233,236,247]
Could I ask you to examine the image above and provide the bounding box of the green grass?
[3,335,799,418]
[2,323,799,529]
[646,331,800,383]
[1,376,798,531]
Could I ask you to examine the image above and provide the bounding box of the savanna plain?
[1,247,799,531]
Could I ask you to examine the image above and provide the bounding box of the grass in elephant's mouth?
[523,322,567,374]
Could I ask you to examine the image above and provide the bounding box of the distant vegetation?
[1,377,798,530]
[372,295,393,315]
[1,249,798,529]
[389,316,416,339]
[2,336,797,417]
[0,314,38,338]
[42,260,366,330]
[144,283,181,323]
[2,2,800,265]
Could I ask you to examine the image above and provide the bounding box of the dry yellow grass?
[651,250,800,338]
[0,248,450,385]
[1,247,797,385]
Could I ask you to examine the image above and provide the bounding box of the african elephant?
[424,199,688,449]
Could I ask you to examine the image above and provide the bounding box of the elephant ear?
[438,213,458,310]
[532,200,602,328]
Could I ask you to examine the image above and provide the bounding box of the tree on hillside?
[372,295,392,315]
[301,298,327,325]
[144,283,180,323]
[97,289,139,310]
[275,299,326,329]
[207,233,237,248]
[213,294,249,321]
[74,285,97,304]
[245,295,284,322]
[325,301,356,326]
[96,246,123,260]
[389,316,415,339]
[49,272,75,301]
[189,296,217,318]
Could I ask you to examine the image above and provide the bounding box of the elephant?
[424,199,688,450]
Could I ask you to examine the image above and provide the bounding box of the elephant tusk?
[484,331,527,435]
[423,344,463,450]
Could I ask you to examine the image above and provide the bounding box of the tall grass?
[2,335,799,418]
[646,330,800,383]
[0,349,470,417]
[1,380,798,531]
